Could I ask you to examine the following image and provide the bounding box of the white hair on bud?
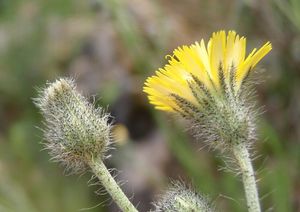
[34,78,112,174]
[170,67,259,154]
[152,181,215,212]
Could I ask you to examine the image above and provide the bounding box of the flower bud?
[34,78,111,173]
[153,181,214,212]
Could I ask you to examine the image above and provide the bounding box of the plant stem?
[88,159,138,212]
[232,143,261,212]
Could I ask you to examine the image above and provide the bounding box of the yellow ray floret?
[143,30,272,112]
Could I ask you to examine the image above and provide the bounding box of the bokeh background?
[0,0,299,211]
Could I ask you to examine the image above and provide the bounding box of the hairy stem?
[233,143,261,212]
[88,159,138,212]
[174,196,208,211]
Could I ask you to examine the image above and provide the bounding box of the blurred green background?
[0,0,299,211]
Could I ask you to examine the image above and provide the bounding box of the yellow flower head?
[143,30,272,113]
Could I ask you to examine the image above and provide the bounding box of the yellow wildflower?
[143,30,272,112]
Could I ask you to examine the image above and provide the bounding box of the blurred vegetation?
[0,0,299,211]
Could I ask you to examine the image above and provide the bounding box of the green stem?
[233,143,261,212]
[88,159,138,212]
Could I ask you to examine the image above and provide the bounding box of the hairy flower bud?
[34,78,111,173]
[187,84,257,150]
[153,181,214,212]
